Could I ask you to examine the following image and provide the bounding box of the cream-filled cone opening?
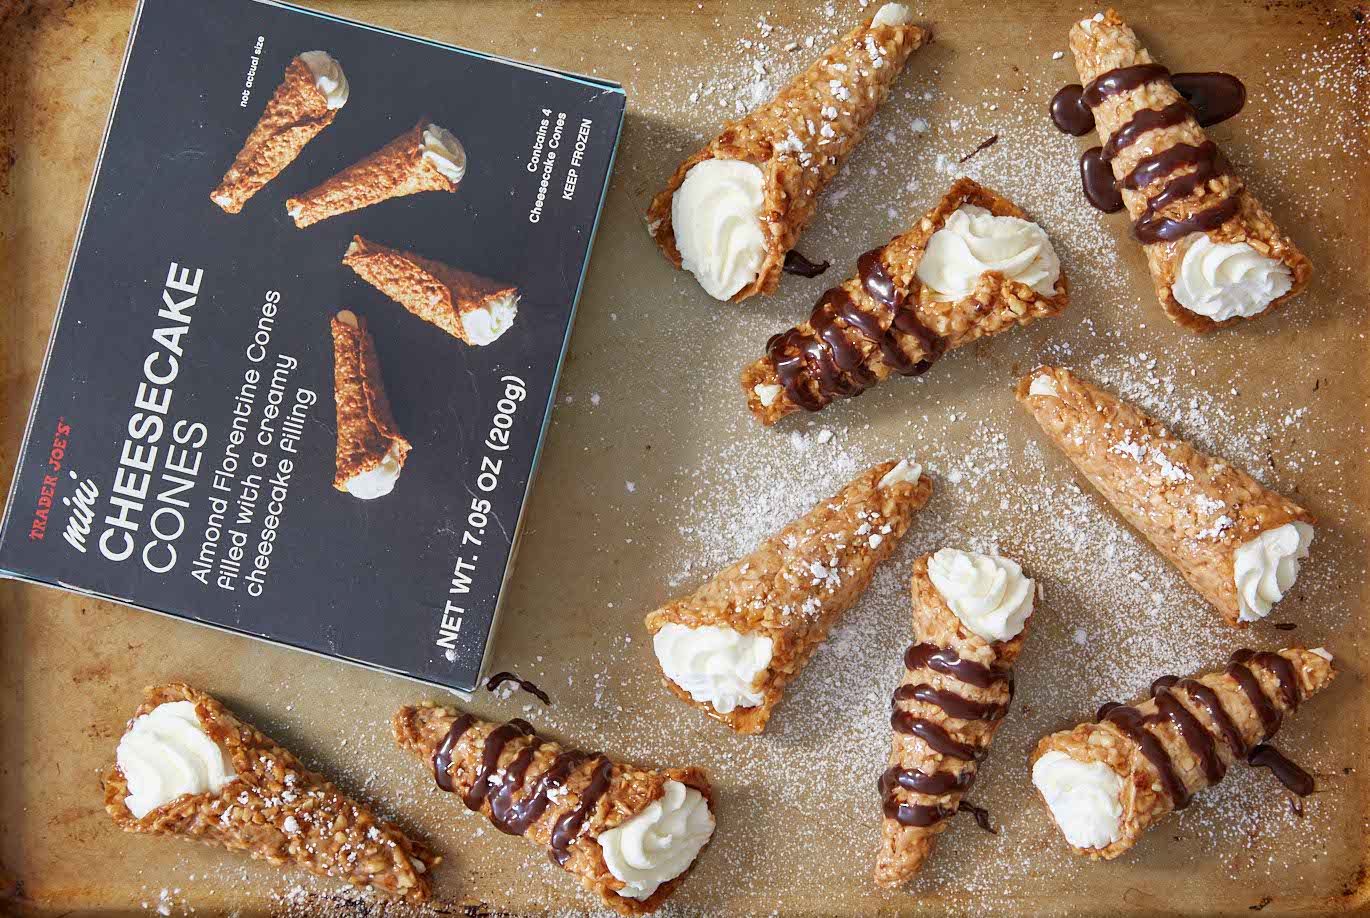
[877,458,923,490]
[927,548,1034,642]
[1027,374,1060,398]
[298,50,348,109]
[1172,236,1293,322]
[672,159,767,301]
[117,701,236,819]
[422,124,467,183]
[461,292,520,346]
[653,623,772,714]
[598,780,714,901]
[871,3,915,27]
[915,205,1060,302]
[1234,521,1314,622]
[1032,750,1123,850]
[344,442,405,500]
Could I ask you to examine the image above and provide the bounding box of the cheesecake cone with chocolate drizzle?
[742,178,1068,425]
[876,551,1035,887]
[645,460,932,734]
[105,683,438,902]
[1032,647,1336,859]
[393,704,713,916]
[1018,367,1315,628]
[1064,10,1310,332]
[647,4,925,302]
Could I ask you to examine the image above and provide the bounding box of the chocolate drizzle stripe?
[1103,101,1192,160]
[894,683,1007,721]
[1153,688,1223,785]
[464,719,536,812]
[1081,63,1171,107]
[432,713,476,793]
[879,764,974,798]
[549,756,614,866]
[1100,704,1191,808]
[485,671,552,705]
[883,798,957,827]
[902,643,1009,689]
[767,248,944,412]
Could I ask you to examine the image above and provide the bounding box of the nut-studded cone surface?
[343,236,519,345]
[1067,9,1310,332]
[393,703,712,916]
[875,554,1032,886]
[105,683,438,901]
[647,6,925,301]
[743,178,1069,424]
[211,55,341,214]
[645,460,932,734]
[287,120,462,228]
[1032,647,1335,859]
[1017,366,1314,627]
[331,310,411,494]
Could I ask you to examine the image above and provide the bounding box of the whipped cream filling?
[878,458,923,490]
[927,548,1035,642]
[1172,236,1293,321]
[915,204,1060,301]
[653,623,772,714]
[598,780,714,901]
[462,292,520,346]
[754,383,783,407]
[344,442,405,500]
[117,701,236,819]
[671,159,767,300]
[421,124,467,183]
[1032,750,1123,850]
[1027,374,1060,398]
[871,3,914,26]
[1234,522,1314,622]
[299,51,348,109]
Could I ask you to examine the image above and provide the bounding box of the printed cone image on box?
[0,0,625,692]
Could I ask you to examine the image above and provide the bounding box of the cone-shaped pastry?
[646,4,925,302]
[211,52,348,214]
[1018,366,1315,627]
[332,310,411,499]
[1032,647,1335,859]
[343,236,519,346]
[393,704,713,916]
[645,459,932,734]
[286,119,465,228]
[743,178,1068,424]
[1064,10,1310,332]
[105,683,438,901]
[876,550,1036,886]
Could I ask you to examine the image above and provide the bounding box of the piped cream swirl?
[915,205,1060,301]
[1234,522,1313,622]
[598,780,714,901]
[117,701,236,819]
[652,623,772,713]
[671,159,767,301]
[299,51,348,109]
[927,548,1034,642]
[1172,236,1293,321]
[422,124,467,183]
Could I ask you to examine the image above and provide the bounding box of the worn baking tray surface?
[1,0,1367,915]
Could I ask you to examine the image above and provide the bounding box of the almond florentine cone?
[211,56,340,214]
[644,460,932,734]
[105,683,438,901]
[875,554,1031,887]
[393,704,712,916]
[332,311,411,493]
[287,120,462,228]
[647,6,925,301]
[1032,647,1336,859]
[1017,366,1314,627]
[1067,9,1310,332]
[742,178,1069,425]
[343,236,519,345]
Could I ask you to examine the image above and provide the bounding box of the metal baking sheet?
[2,1,1366,915]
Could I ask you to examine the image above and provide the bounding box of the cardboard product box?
[0,0,626,692]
